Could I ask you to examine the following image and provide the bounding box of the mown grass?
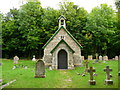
[1,59,119,88]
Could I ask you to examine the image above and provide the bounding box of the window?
[61,36,64,39]
[61,20,64,25]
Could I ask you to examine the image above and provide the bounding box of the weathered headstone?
[99,55,102,60]
[88,67,96,85]
[0,63,2,66]
[13,56,19,64]
[88,55,92,60]
[81,56,85,60]
[115,56,118,60]
[104,66,113,85]
[95,53,98,60]
[34,60,46,78]
[32,55,36,61]
[103,56,108,61]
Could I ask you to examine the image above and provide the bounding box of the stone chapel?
[42,15,82,69]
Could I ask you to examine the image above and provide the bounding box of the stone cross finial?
[104,66,112,80]
[88,67,96,80]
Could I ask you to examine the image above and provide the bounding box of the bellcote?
[58,15,66,29]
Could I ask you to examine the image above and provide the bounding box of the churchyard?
[1,59,118,88]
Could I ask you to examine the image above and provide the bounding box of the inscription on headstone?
[34,60,46,78]
[104,66,113,85]
[88,67,96,85]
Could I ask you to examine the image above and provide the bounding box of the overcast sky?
[0,0,116,14]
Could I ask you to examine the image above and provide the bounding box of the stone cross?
[84,61,89,73]
[88,67,96,80]
[34,60,46,78]
[104,66,112,80]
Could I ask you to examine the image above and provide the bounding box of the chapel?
[42,15,82,69]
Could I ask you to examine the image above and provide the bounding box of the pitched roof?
[50,39,75,53]
[58,15,66,20]
[42,26,83,49]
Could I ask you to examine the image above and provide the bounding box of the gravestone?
[88,55,92,60]
[49,66,52,70]
[104,66,113,85]
[12,65,16,70]
[94,59,99,63]
[99,55,102,60]
[13,56,19,64]
[84,60,89,73]
[88,67,96,85]
[115,56,118,60]
[81,56,85,60]
[32,55,36,61]
[34,60,46,78]
[103,56,108,61]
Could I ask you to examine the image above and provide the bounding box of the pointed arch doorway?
[58,49,68,69]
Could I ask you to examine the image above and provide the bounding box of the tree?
[85,4,117,57]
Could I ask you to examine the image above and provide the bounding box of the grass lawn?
[1,59,119,88]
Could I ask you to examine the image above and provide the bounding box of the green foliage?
[1,1,119,58]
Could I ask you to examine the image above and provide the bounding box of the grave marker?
[32,55,36,61]
[88,67,96,85]
[104,66,113,85]
[81,56,85,60]
[88,55,92,60]
[99,55,102,60]
[103,56,108,61]
[13,56,19,64]
[34,60,46,78]
[84,60,89,73]
[115,56,118,60]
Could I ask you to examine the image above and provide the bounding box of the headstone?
[0,63,2,66]
[104,66,113,85]
[34,60,46,78]
[88,55,92,60]
[81,56,85,60]
[32,55,36,61]
[115,56,118,60]
[84,60,89,73]
[99,55,102,60]
[88,67,96,85]
[49,66,52,70]
[103,56,108,61]
[13,56,19,64]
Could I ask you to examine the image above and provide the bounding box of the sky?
[0,0,116,14]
